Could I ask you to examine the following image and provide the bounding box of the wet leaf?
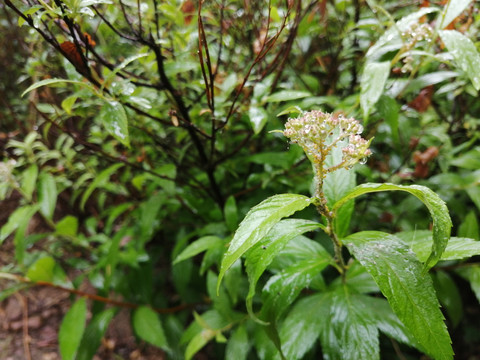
[217,194,314,294]
[344,231,453,360]
[99,101,130,147]
[360,61,390,121]
[439,30,480,91]
[333,183,452,271]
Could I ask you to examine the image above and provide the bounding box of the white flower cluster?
[283,110,372,174]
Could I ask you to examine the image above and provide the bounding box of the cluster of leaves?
[1,0,480,359]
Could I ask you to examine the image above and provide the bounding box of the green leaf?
[38,172,57,220]
[324,139,356,238]
[432,270,463,327]
[80,163,124,211]
[265,90,312,103]
[12,205,40,265]
[331,260,379,294]
[21,78,93,97]
[225,324,250,360]
[458,211,479,240]
[398,231,480,262]
[344,231,453,360]
[0,205,38,244]
[164,61,199,76]
[21,164,38,201]
[439,30,480,91]
[456,265,480,304]
[224,195,238,232]
[102,54,148,90]
[377,95,400,147]
[59,298,87,360]
[184,311,228,360]
[61,95,78,114]
[360,61,390,121]
[449,147,480,169]
[55,215,78,237]
[275,293,329,360]
[99,101,130,147]
[438,0,472,29]
[133,306,169,350]
[366,7,438,60]
[333,183,452,271]
[328,289,380,360]
[217,194,313,294]
[360,296,418,348]
[76,308,116,360]
[26,256,56,282]
[244,219,325,321]
[261,256,330,321]
[466,186,480,213]
[249,106,268,135]
[173,236,223,265]
[139,192,164,241]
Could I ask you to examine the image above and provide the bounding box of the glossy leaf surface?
[344,231,453,360]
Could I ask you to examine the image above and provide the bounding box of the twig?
[14,292,32,360]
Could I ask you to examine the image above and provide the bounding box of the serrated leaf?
[244,219,325,321]
[217,194,313,294]
[80,163,124,211]
[133,306,169,350]
[439,30,480,91]
[331,260,379,294]
[328,289,380,360]
[438,0,472,29]
[38,172,57,220]
[398,231,480,262]
[99,101,130,147]
[344,231,453,360]
[261,257,330,321]
[360,61,390,121]
[333,183,452,271]
[274,293,329,360]
[360,296,418,348]
[26,256,55,282]
[59,298,87,360]
[76,308,116,360]
[174,236,224,264]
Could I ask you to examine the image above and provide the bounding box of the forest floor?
[0,195,165,360]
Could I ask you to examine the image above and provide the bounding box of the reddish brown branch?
[35,281,206,314]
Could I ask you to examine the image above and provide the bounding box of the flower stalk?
[283,110,372,275]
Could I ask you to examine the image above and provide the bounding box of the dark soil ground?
[0,195,166,360]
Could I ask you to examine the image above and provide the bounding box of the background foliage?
[1,0,480,359]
